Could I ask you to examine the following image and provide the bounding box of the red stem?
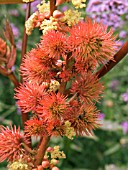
[21,143,36,155]
[59,53,73,94]
[21,3,31,67]
[8,72,20,87]
[35,135,50,166]
[50,0,56,16]
[0,66,19,87]
[96,41,128,78]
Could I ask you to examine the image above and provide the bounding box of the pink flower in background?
[122,91,128,103]
[61,5,68,12]
[86,0,128,30]
[9,9,19,17]
[10,23,20,38]
[22,0,40,12]
[16,40,22,50]
[109,80,119,91]
[121,121,128,134]
[99,113,105,120]
[119,30,127,39]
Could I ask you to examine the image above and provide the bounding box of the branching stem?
[21,143,36,155]
[96,41,128,78]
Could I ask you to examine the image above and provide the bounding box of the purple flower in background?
[117,40,124,47]
[61,5,68,12]
[99,113,105,120]
[126,15,128,19]
[9,9,19,17]
[109,80,119,91]
[16,40,22,50]
[119,30,127,39]
[22,0,40,12]
[10,23,20,38]
[121,121,128,134]
[122,91,128,103]
[11,66,15,72]
[16,104,21,115]
[86,0,128,30]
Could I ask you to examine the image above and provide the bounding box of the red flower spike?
[15,82,46,113]
[70,72,104,104]
[25,118,47,137]
[37,92,67,121]
[69,104,100,136]
[20,48,54,83]
[59,69,72,82]
[68,19,119,69]
[40,30,68,61]
[75,57,96,73]
[0,126,28,162]
[46,119,66,136]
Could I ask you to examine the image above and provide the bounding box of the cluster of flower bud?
[25,0,86,34]
[32,146,65,170]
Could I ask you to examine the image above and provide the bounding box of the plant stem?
[35,135,50,166]
[50,0,56,16]
[59,80,67,94]
[21,3,31,69]
[96,41,128,78]
[0,0,23,4]
[59,53,73,94]
[68,93,77,103]
[0,66,19,87]
[21,143,36,155]
[8,72,20,87]
[21,2,31,126]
